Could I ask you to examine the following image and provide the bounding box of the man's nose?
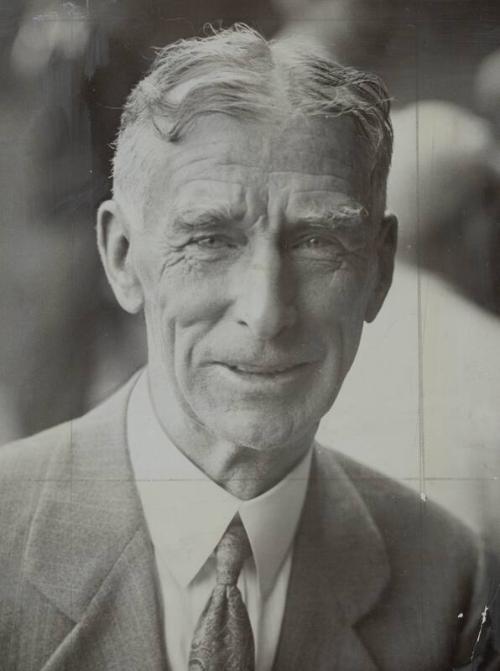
[233,246,297,340]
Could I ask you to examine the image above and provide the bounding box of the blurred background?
[1,0,499,551]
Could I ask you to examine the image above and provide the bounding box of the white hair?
[112,24,393,224]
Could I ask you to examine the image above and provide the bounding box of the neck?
[147,371,315,500]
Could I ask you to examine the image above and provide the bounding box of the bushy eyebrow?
[292,203,370,228]
[170,204,242,230]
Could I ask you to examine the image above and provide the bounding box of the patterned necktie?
[188,515,255,671]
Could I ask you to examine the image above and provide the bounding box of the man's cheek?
[168,277,229,329]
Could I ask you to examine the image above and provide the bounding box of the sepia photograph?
[1,1,499,669]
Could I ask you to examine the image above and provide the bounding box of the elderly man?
[0,26,494,671]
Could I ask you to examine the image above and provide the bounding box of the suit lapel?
[23,376,168,671]
[273,445,390,671]
[39,525,167,671]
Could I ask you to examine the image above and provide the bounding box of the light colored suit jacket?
[0,377,496,671]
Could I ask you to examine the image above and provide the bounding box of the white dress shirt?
[127,371,312,671]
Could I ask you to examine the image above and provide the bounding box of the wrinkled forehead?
[144,114,374,225]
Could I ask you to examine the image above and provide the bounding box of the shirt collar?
[127,369,312,597]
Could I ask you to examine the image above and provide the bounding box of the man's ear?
[365,213,398,323]
[96,200,144,314]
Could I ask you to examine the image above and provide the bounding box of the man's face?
[129,115,390,449]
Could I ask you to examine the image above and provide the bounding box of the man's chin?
[202,408,313,452]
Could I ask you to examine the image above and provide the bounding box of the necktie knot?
[215,516,252,586]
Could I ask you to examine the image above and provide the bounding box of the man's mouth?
[218,361,310,376]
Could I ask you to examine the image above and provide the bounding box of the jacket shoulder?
[0,371,138,485]
[316,445,498,666]
[0,421,73,481]
[320,444,480,558]
[315,444,493,601]
[0,374,136,562]
[0,422,74,619]
[0,422,74,551]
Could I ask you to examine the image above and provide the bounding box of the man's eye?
[301,236,327,248]
[291,235,336,251]
[190,235,235,250]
